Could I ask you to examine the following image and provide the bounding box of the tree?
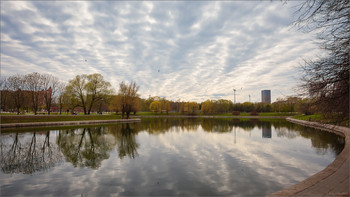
[150,101,161,113]
[25,72,43,115]
[185,102,199,115]
[118,81,139,119]
[0,77,10,112]
[65,74,114,115]
[296,0,349,121]
[85,73,114,114]
[7,74,26,114]
[109,94,122,114]
[201,100,214,114]
[41,73,60,115]
[56,82,66,115]
[164,101,171,114]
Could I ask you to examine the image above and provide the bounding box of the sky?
[0,1,321,103]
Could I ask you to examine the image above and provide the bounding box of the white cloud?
[0,1,321,102]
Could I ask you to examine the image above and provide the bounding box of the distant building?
[261,90,271,104]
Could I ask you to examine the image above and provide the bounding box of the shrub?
[249,111,259,116]
[232,111,240,115]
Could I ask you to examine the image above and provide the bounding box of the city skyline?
[1,1,321,103]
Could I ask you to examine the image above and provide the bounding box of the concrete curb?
[1,119,141,129]
[268,117,349,197]
[132,115,288,119]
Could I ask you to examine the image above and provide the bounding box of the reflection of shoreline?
[1,118,141,129]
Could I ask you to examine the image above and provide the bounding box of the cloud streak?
[1,1,320,102]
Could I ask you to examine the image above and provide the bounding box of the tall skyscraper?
[261,90,271,104]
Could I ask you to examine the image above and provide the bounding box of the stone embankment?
[269,117,349,197]
[1,119,141,129]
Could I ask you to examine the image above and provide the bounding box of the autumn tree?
[295,0,349,121]
[150,101,161,113]
[118,81,139,119]
[185,102,199,115]
[109,94,122,114]
[164,101,171,114]
[201,100,214,114]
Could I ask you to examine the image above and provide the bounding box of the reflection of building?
[262,126,272,138]
[261,90,271,104]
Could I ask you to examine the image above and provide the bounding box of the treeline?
[0,72,314,117]
[0,72,139,119]
[137,96,313,115]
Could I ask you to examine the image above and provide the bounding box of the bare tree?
[118,81,139,119]
[25,72,43,115]
[41,73,60,115]
[56,82,66,115]
[7,74,26,114]
[0,77,10,112]
[295,0,349,122]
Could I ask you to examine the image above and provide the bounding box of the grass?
[293,114,349,127]
[0,111,293,124]
[1,114,121,124]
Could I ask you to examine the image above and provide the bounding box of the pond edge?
[268,117,349,196]
[0,119,141,128]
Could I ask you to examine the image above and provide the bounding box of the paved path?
[269,118,349,197]
[1,118,141,129]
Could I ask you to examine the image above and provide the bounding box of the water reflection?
[57,127,114,169]
[262,125,272,138]
[0,119,345,196]
[1,131,63,174]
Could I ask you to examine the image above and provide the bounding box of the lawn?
[293,114,349,127]
[1,114,121,124]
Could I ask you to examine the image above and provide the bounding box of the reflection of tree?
[117,124,139,159]
[58,127,114,169]
[201,119,233,133]
[273,122,345,155]
[1,131,63,174]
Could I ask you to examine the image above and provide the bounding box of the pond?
[0,118,345,196]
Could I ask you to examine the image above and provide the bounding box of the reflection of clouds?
[0,121,341,196]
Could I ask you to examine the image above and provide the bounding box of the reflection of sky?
[0,124,339,196]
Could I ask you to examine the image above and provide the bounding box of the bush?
[232,111,240,115]
[249,111,259,116]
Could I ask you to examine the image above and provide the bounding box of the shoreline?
[268,117,349,196]
[0,118,141,129]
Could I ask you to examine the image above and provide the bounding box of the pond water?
[0,118,345,196]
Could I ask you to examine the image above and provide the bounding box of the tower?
[261,90,271,104]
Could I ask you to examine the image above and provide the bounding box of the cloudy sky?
[1,1,320,102]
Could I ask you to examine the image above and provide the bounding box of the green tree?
[65,74,114,115]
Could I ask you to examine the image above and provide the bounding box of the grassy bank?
[1,112,293,124]
[293,114,349,127]
[1,115,121,124]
